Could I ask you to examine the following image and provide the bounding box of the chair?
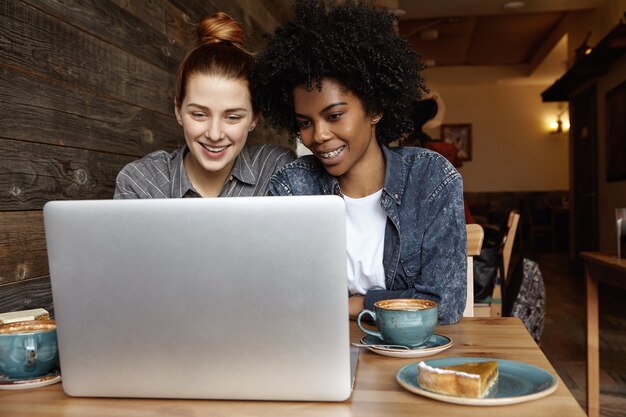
[463,223,484,317]
[474,210,520,317]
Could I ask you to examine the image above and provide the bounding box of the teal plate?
[360,334,452,358]
[396,357,558,406]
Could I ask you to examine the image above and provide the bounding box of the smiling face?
[175,74,256,189]
[293,78,382,181]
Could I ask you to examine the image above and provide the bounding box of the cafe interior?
[1,0,625,416]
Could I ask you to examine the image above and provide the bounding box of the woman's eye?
[327,113,342,121]
[226,114,242,122]
[191,112,206,119]
[297,120,311,129]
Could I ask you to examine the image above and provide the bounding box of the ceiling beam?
[528,12,570,75]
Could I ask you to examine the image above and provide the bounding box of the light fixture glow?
[548,104,570,136]
[549,112,569,135]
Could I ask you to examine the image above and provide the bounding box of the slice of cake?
[417,360,498,398]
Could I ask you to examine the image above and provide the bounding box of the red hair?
[174,12,254,110]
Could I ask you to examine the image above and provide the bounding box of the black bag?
[473,246,499,302]
[502,257,546,342]
[472,223,505,302]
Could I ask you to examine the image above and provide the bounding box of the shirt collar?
[381,145,407,205]
[171,145,256,197]
[171,146,199,198]
[305,156,341,196]
[310,146,406,200]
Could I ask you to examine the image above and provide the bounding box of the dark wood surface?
[25,0,186,70]
[0,0,291,315]
[0,138,135,211]
[0,66,183,155]
[581,252,626,276]
[1,0,174,114]
[0,211,48,285]
[0,277,54,318]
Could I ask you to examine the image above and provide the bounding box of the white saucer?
[0,370,62,390]
[359,334,453,358]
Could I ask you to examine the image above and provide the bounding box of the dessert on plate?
[417,360,498,398]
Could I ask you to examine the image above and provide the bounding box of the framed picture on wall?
[606,81,626,182]
[441,123,472,161]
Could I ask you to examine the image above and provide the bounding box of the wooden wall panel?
[0,66,183,156]
[0,211,47,285]
[165,0,274,52]
[108,0,194,48]
[25,0,185,71]
[0,139,135,211]
[1,0,173,114]
[0,278,54,317]
[168,0,220,23]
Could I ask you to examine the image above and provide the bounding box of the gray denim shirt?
[268,145,467,324]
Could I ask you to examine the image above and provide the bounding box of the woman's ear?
[371,113,383,124]
[174,101,182,126]
[248,114,259,132]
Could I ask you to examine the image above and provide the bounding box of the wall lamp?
[549,111,570,135]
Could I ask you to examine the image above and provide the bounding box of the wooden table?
[581,252,626,417]
[0,318,585,417]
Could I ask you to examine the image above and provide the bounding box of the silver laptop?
[44,196,356,401]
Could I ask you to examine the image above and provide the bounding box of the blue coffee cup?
[356,299,438,347]
[0,320,58,379]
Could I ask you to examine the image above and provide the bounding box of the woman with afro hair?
[252,0,466,324]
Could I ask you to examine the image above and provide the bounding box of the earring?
[372,116,381,123]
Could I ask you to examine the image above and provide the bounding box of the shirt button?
[394,193,399,199]
[229,175,233,181]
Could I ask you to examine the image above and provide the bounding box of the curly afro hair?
[251,0,427,144]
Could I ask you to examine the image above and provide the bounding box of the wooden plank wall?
[0,0,292,315]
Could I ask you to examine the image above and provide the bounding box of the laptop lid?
[44,196,353,401]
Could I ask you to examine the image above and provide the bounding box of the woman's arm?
[113,168,142,199]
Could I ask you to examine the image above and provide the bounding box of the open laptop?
[44,196,357,401]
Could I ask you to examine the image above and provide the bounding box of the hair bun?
[196,12,246,48]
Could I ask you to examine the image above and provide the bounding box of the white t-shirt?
[344,190,387,295]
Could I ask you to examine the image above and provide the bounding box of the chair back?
[490,210,520,317]
[500,210,520,280]
[466,223,484,257]
[463,223,484,317]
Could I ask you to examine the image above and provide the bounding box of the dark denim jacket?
[268,146,467,324]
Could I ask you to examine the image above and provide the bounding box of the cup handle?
[23,335,38,372]
[357,309,382,339]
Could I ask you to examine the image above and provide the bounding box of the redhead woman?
[115,12,295,198]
